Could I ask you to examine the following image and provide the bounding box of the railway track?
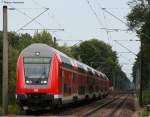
[22,93,135,116]
[89,94,134,117]
[82,95,124,116]
[38,94,122,116]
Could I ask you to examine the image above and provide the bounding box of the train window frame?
[59,55,73,69]
[23,56,52,64]
[23,57,52,85]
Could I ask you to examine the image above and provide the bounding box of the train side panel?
[16,55,25,94]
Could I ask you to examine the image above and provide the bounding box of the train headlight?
[41,80,47,84]
[43,80,47,84]
[26,80,32,84]
[35,52,40,56]
[26,80,29,84]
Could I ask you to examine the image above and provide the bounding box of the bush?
[0,106,2,115]
[142,89,150,105]
[8,104,21,115]
[139,108,150,117]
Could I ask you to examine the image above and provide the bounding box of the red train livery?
[16,43,109,110]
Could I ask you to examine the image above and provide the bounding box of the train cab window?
[23,57,51,85]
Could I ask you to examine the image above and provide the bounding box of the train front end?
[15,44,58,110]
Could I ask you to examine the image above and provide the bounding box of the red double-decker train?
[16,43,109,111]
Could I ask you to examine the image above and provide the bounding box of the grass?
[0,104,21,115]
[8,104,21,115]
[138,108,150,117]
[142,89,150,105]
[0,106,2,115]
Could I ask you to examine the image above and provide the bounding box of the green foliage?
[8,47,19,104]
[139,108,150,117]
[127,1,147,30]
[127,0,150,105]
[70,39,130,89]
[142,89,150,105]
[0,106,1,115]
[8,104,21,115]
[16,31,54,52]
[57,46,72,56]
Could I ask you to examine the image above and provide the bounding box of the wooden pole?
[2,5,8,115]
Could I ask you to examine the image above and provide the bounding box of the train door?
[61,69,64,96]
[72,73,78,95]
[58,67,63,94]
[78,75,81,95]
[63,70,72,97]
[87,76,90,94]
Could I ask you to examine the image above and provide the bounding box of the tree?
[70,39,130,88]
[127,0,150,89]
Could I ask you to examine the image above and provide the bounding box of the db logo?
[34,89,38,92]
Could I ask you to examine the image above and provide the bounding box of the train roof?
[21,43,54,57]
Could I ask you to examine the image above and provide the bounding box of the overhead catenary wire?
[102,8,150,40]
[31,0,73,40]
[16,8,49,32]
[113,39,140,41]
[93,0,113,44]
[117,52,134,53]
[9,7,46,10]
[114,40,137,57]
[56,39,82,42]
[100,7,130,10]
[10,7,45,28]
[99,28,129,32]
[31,0,62,28]
[118,53,133,64]
[86,0,104,28]
[102,8,127,25]
[21,28,64,31]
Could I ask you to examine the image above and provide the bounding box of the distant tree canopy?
[71,39,118,76]
[70,39,131,89]
[0,31,130,105]
[127,0,150,89]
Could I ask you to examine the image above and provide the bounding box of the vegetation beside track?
[127,0,150,106]
[138,108,150,117]
[0,105,21,115]
[0,106,1,115]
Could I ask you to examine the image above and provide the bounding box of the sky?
[0,0,140,81]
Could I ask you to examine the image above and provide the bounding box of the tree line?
[127,0,150,105]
